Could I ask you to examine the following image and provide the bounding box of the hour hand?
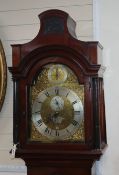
[55,99,60,109]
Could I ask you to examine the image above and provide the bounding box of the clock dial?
[48,64,67,83]
[30,63,85,142]
[32,87,83,140]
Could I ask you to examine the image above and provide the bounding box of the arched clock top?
[11,9,103,67]
[9,45,102,81]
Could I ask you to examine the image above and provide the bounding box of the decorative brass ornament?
[0,40,7,111]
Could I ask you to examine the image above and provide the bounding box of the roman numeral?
[56,130,59,136]
[72,100,77,105]
[32,111,41,114]
[74,111,80,115]
[37,119,43,126]
[66,129,71,134]
[44,91,50,97]
[55,88,59,95]
[72,120,78,126]
[66,91,70,97]
[45,127,50,134]
[37,101,42,104]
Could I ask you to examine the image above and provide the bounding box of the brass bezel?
[0,40,7,111]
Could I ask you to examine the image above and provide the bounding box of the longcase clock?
[9,10,107,175]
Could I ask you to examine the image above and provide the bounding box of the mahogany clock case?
[9,9,107,175]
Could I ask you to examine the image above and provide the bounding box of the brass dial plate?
[30,64,85,143]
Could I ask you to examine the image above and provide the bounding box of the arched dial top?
[30,63,85,143]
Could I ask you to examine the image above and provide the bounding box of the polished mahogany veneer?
[9,9,107,175]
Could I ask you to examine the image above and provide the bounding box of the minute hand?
[55,99,60,110]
